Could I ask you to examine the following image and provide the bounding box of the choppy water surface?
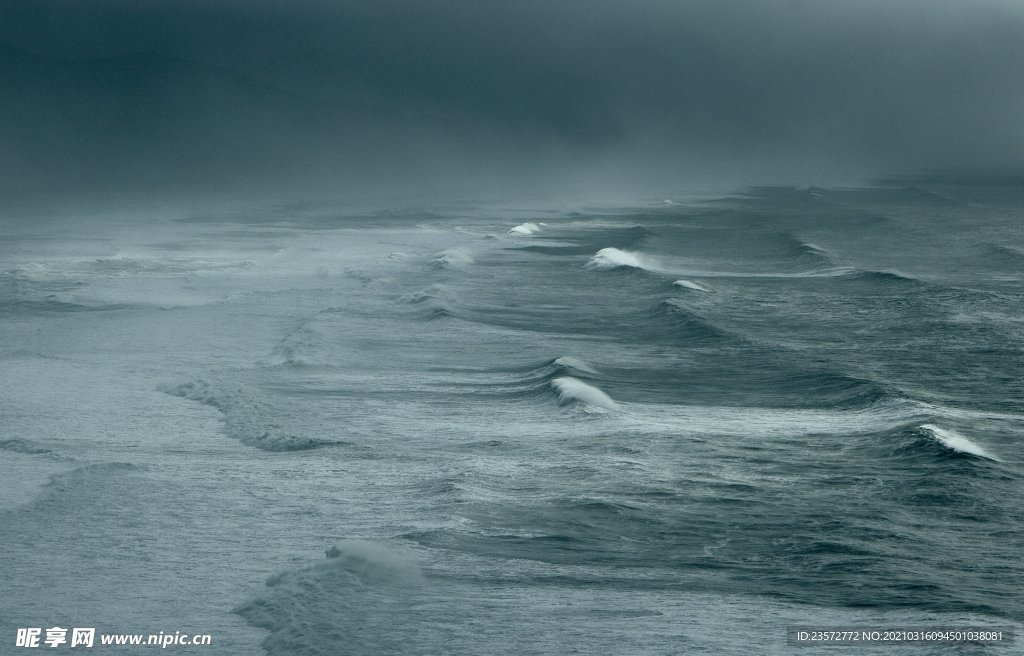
[1,182,1022,654]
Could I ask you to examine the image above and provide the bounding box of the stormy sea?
[1,179,1022,654]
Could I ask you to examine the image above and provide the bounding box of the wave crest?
[399,284,458,319]
[584,248,648,271]
[673,279,711,292]
[551,377,619,411]
[508,222,541,235]
[552,356,599,375]
[433,249,474,268]
[651,299,733,342]
[918,424,1000,461]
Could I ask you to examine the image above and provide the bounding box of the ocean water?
[1,182,1021,654]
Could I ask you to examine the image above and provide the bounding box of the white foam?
[551,377,618,411]
[920,424,1000,461]
[433,249,474,267]
[508,222,541,235]
[673,279,711,292]
[320,540,424,584]
[584,248,646,271]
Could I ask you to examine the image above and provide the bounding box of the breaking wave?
[508,222,542,235]
[550,377,619,411]
[918,424,1001,461]
[433,249,475,268]
[450,356,606,404]
[584,248,650,271]
[235,541,424,656]
[552,356,599,375]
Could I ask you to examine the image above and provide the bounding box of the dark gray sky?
[2,0,1023,201]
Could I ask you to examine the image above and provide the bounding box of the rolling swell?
[509,225,653,257]
[775,234,837,271]
[447,356,618,411]
[627,360,897,409]
[435,325,903,408]
[2,462,144,515]
[754,369,896,410]
[981,244,1024,270]
[398,284,459,320]
[0,297,130,315]
[0,438,53,455]
[649,299,737,343]
[158,379,339,451]
[7,182,1024,654]
[434,347,896,412]
[0,268,127,314]
[501,356,604,386]
[836,269,926,288]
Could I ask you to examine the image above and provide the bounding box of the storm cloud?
[1,0,1023,201]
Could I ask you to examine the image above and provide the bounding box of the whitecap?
[433,249,474,268]
[673,279,711,292]
[584,248,646,271]
[919,424,1000,461]
[508,222,541,235]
